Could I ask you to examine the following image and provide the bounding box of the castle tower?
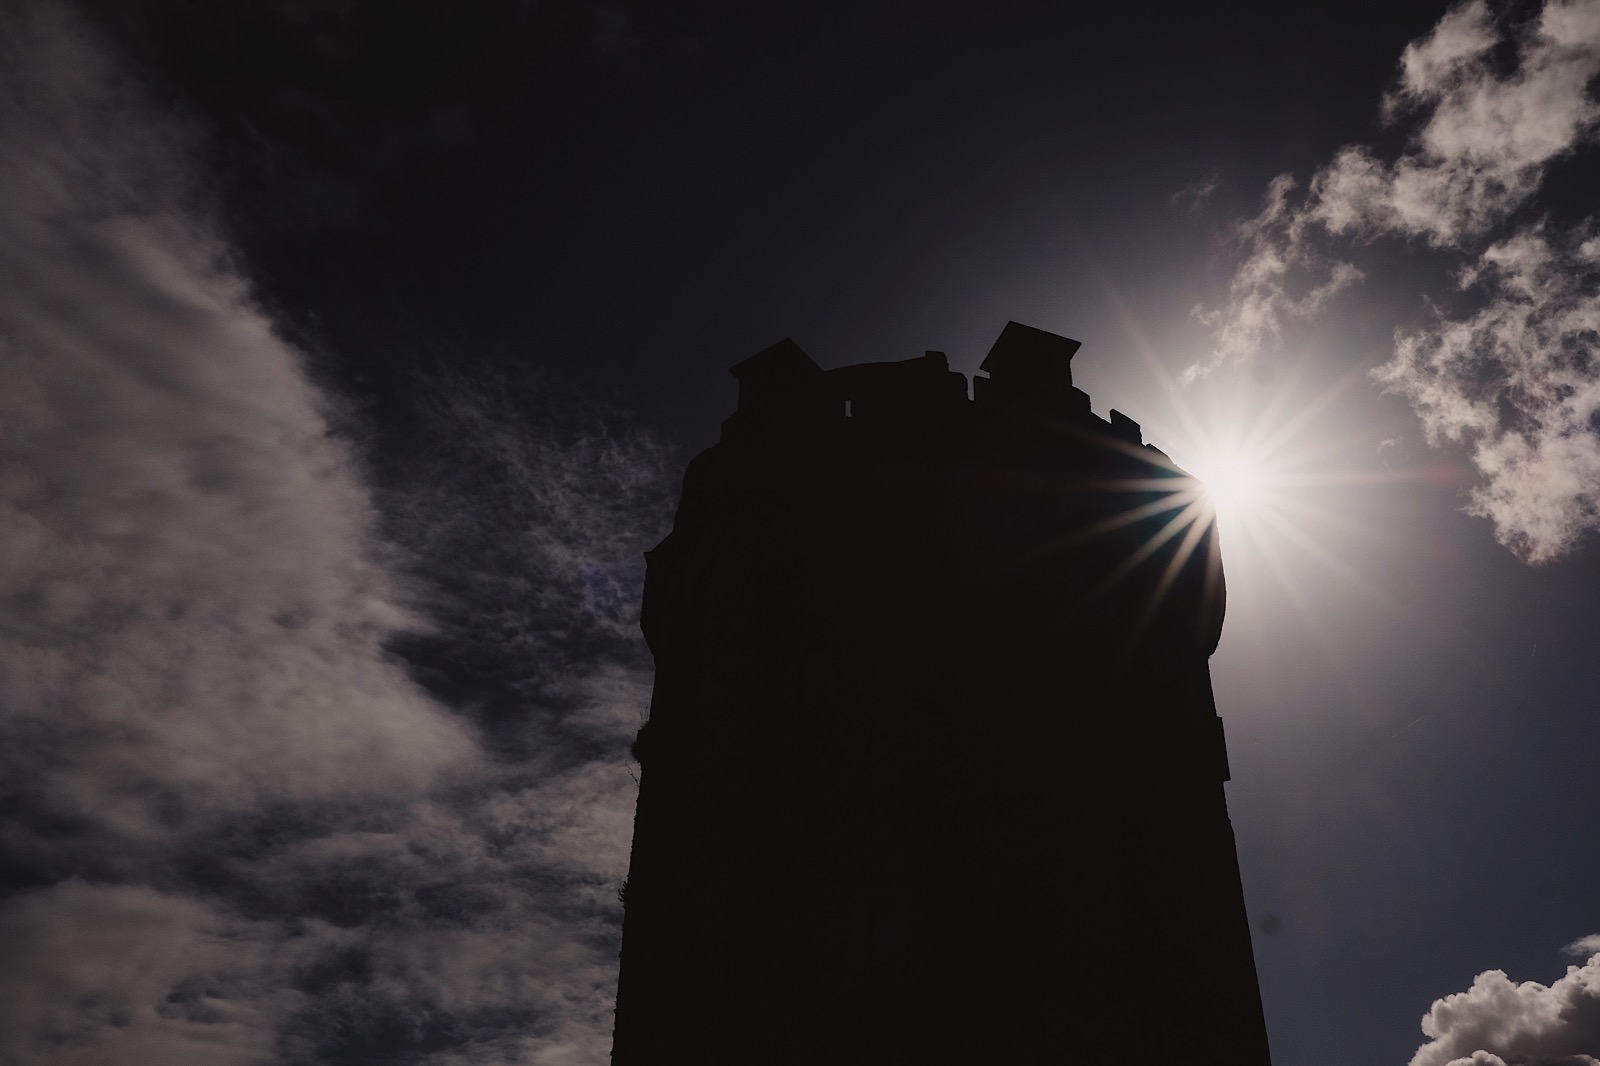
[612,323,1271,1064]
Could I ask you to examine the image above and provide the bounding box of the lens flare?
[1195,448,1268,521]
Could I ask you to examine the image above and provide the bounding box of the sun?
[1124,350,1436,654]
[1082,282,1450,671]
[1192,447,1270,521]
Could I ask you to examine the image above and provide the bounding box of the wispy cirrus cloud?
[381,363,675,756]
[0,3,672,1063]
[1191,0,1600,562]
[1408,937,1600,1066]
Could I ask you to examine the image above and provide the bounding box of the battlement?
[720,321,1157,455]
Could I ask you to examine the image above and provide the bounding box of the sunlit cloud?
[1191,0,1600,562]
[1409,940,1600,1066]
[1187,171,1364,383]
[1378,225,1600,561]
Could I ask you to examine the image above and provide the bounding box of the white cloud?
[1431,1055,1599,1066]
[1566,935,1600,960]
[1374,226,1600,561]
[1294,0,1600,250]
[0,2,477,840]
[1410,948,1600,1066]
[1192,0,1600,561]
[1324,0,1600,246]
[0,880,301,1066]
[1187,170,1363,381]
[0,4,669,1064]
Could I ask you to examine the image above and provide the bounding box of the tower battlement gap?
[612,322,1272,1064]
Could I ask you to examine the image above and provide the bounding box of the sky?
[1,1,1598,1064]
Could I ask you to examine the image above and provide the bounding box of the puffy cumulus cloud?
[1440,1049,1600,1056]
[1193,0,1600,561]
[1409,945,1600,1066]
[1375,227,1600,561]
[0,4,672,1065]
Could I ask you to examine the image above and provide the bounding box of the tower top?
[614,321,1266,1065]
[979,320,1082,389]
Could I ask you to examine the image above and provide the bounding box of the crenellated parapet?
[719,321,1155,452]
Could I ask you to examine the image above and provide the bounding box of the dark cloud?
[1192,0,1600,561]
[0,4,673,1062]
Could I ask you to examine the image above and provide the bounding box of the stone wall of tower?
[611,323,1271,1065]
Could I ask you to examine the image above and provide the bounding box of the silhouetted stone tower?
[612,323,1271,1064]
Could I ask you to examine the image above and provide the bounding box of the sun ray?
[1098,319,1481,699]
[979,308,1454,689]
[1083,497,1212,609]
[1133,501,1218,638]
[1244,511,1354,676]
[1252,507,1420,629]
